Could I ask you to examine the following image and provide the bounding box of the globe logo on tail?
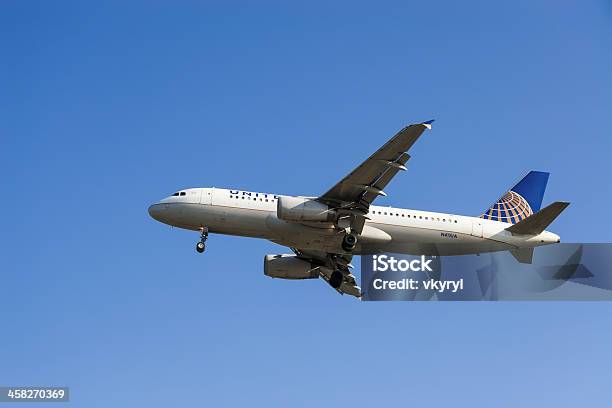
[481,190,533,224]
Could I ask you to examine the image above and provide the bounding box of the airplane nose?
[148,203,165,222]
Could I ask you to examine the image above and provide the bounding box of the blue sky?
[2,1,612,407]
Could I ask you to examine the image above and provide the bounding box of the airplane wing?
[292,248,361,298]
[283,121,434,298]
[317,120,433,233]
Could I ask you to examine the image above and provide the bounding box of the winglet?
[422,119,435,129]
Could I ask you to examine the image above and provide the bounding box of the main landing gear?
[329,270,344,289]
[341,233,358,252]
[196,227,208,253]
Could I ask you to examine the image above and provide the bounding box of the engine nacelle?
[264,254,319,280]
[277,196,335,222]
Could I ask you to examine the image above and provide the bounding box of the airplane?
[148,120,569,298]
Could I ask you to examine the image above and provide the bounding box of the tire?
[341,233,358,252]
[196,242,206,253]
[329,271,344,289]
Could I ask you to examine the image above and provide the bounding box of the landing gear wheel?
[196,226,208,254]
[341,233,358,252]
[329,270,344,289]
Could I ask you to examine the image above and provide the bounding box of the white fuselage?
[148,187,561,256]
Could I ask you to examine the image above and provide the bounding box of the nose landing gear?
[196,227,208,253]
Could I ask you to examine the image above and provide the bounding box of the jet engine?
[264,254,319,280]
[277,196,335,222]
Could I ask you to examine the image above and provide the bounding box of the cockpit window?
[172,192,179,196]
[180,192,186,196]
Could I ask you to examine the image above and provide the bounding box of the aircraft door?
[200,188,212,205]
[471,220,483,238]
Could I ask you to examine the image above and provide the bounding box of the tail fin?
[506,201,570,235]
[481,171,550,224]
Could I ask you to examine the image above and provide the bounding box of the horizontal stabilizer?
[506,201,570,235]
[510,247,534,264]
